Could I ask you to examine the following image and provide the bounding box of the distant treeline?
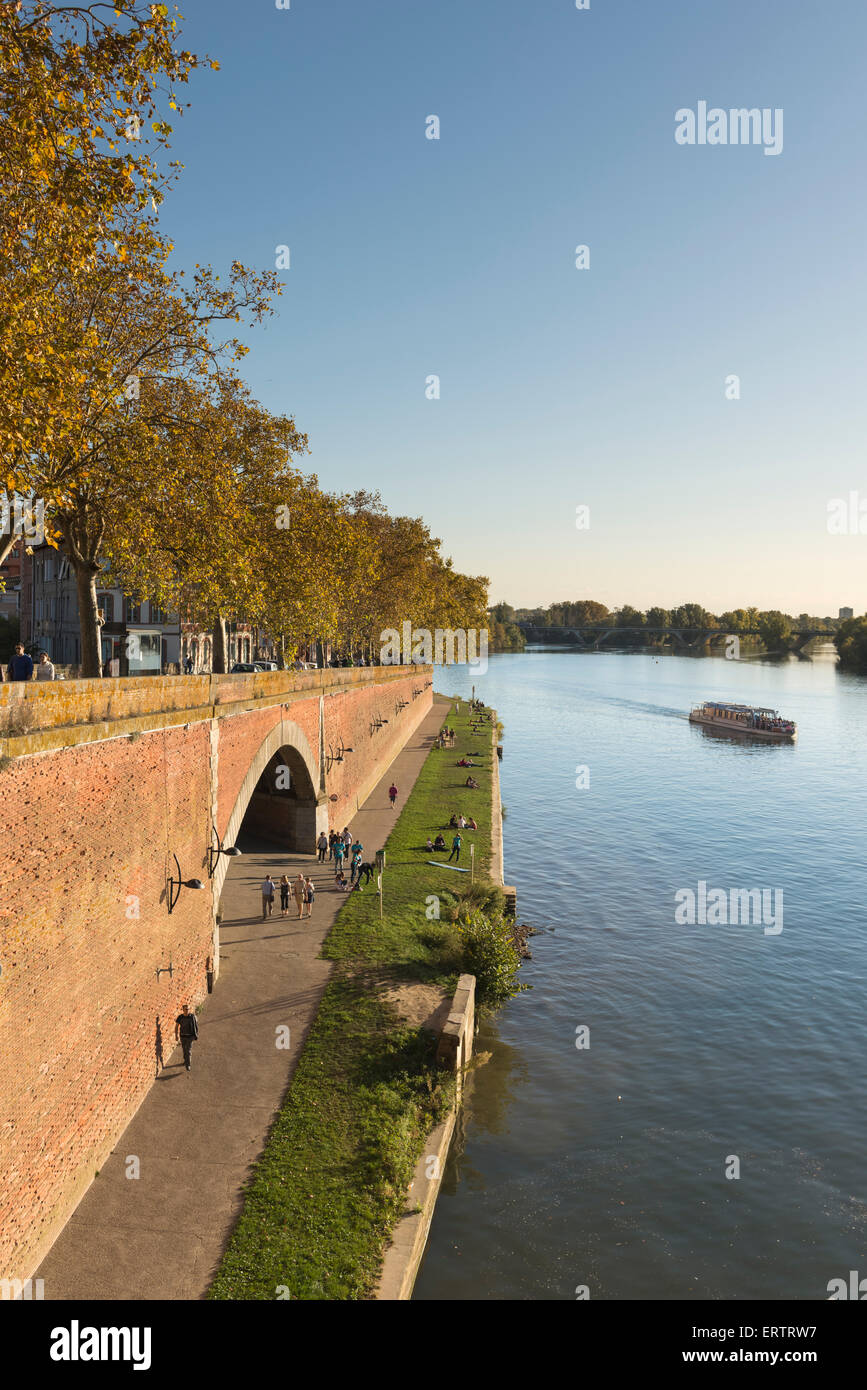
[835,615,867,672]
[487,600,864,660]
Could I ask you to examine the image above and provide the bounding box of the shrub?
[450,880,505,923]
[458,908,527,1013]
[0,703,36,737]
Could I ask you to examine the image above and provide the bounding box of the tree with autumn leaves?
[1,2,488,674]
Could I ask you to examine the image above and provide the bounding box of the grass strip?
[208,697,499,1300]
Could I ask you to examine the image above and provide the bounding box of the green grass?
[324,700,497,977]
[208,697,499,1300]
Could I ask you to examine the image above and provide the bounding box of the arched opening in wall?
[237,745,319,854]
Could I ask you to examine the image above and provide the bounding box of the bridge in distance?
[519,624,834,652]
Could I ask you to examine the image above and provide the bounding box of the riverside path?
[35,697,450,1300]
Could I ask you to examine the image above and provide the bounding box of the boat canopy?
[700,700,779,715]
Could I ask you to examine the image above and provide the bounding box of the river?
[414,646,866,1301]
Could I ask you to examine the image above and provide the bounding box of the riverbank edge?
[375,971,476,1300]
[375,706,513,1301]
[207,694,510,1300]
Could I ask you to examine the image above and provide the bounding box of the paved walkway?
[36,697,450,1300]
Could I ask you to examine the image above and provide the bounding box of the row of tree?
[490,600,845,655]
[0,2,487,675]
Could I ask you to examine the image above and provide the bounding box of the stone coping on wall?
[376,973,476,1302]
[0,666,433,759]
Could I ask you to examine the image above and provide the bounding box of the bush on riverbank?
[458,908,528,1013]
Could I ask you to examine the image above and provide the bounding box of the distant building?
[20,543,180,672]
[0,537,22,621]
[19,542,273,674]
[839,607,854,621]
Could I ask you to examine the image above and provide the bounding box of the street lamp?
[208,827,242,877]
[167,854,205,913]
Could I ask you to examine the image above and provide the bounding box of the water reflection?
[443,1026,530,1197]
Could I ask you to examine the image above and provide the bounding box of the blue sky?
[160,0,867,616]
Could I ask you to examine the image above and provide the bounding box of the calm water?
[415,648,867,1301]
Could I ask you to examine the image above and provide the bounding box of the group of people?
[424,811,476,863]
[317,827,375,890]
[426,831,464,863]
[261,872,315,920]
[4,645,55,681]
[436,727,456,749]
[456,755,480,789]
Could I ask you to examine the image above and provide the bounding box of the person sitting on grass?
[426,837,434,851]
[467,816,477,830]
[449,813,459,827]
[433,833,447,851]
[465,776,479,789]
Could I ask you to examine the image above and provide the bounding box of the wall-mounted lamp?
[208,827,242,877]
[325,739,354,772]
[167,854,205,914]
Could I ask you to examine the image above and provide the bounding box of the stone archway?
[219,719,325,869]
[210,719,329,969]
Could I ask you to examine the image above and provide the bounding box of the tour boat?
[688,700,797,741]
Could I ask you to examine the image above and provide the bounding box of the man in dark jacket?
[174,1004,199,1072]
[7,644,33,681]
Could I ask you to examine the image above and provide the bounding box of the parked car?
[230,662,257,673]
[254,660,279,671]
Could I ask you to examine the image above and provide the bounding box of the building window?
[97,593,115,623]
[127,630,161,675]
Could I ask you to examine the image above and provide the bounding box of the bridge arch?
[212,719,326,903]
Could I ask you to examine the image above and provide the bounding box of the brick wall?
[0,667,432,1280]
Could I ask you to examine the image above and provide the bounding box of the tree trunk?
[74,560,103,678]
[212,616,228,674]
[0,532,16,571]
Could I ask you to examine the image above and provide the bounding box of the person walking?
[350,849,362,885]
[293,873,305,919]
[303,876,315,918]
[448,832,463,863]
[261,875,276,918]
[328,830,337,861]
[174,1004,198,1073]
[317,831,328,863]
[341,827,352,857]
[388,782,398,809]
[7,644,33,682]
[333,837,345,873]
[279,874,290,917]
